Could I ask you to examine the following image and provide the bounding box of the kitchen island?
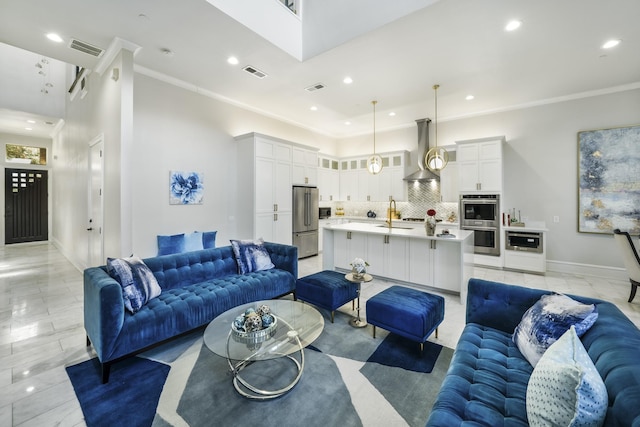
[322,222,474,302]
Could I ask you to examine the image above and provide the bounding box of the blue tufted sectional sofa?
[427,278,640,426]
[83,242,297,383]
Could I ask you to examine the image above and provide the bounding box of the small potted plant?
[425,209,437,236]
[350,257,369,279]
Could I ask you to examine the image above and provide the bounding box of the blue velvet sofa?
[427,278,640,427]
[83,242,297,383]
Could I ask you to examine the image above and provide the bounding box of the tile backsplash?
[323,181,458,222]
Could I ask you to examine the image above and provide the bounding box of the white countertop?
[504,221,548,232]
[324,222,473,242]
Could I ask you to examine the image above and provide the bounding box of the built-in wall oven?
[460,194,500,256]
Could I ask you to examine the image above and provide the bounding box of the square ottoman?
[296,270,358,322]
[366,286,444,351]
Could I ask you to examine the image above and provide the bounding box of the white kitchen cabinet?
[440,161,459,202]
[367,234,408,280]
[292,146,318,186]
[457,137,504,193]
[339,152,408,202]
[333,230,367,270]
[408,238,460,292]
[236,133,293,245]
[318,155,340,202]
[339,159,359,201]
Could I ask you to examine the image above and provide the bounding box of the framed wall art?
[169,171,204,205]
[578,124,640,234]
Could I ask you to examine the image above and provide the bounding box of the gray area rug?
[144,309,453,427]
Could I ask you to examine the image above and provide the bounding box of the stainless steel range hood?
[404,118,440,181]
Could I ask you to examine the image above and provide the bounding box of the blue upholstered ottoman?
[366,286,444,351]
[296,270,358,323]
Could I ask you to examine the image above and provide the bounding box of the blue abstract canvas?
[170,171,204,205]
[578,125,640,234]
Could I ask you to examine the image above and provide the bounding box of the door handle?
[87,227,93,231]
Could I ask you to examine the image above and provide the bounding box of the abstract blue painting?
[578,125,640,234]
[170,171,204,205]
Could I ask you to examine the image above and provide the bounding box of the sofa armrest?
[83,267,126,362]
[264,242,298,279]
[466,278,550,334]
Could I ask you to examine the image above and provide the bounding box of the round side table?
[345,273,373,328]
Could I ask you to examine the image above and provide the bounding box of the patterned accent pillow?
[526,325,608,426]
[230,238,275,275]
[513,293,598,367]
[107,256,162,313]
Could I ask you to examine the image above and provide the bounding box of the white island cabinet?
[323,223,474,302]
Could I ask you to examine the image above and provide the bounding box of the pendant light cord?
[372,100,377,154]
[433,84,439,148]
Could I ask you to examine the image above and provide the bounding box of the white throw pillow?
[526,325,608,427]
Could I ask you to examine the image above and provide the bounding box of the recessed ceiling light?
[505,20,522,32]
[26,119,36,124]
[343,77,353,84]
[465,95,475,101]
[25,127,33,131]
[344,121,351,125]
[310,106,318,111]
[227,56,239,65]
[389,112,396,117]
[46,33,63,43]
[602,39,621,49]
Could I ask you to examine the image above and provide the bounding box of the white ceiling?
[0,0,638,140]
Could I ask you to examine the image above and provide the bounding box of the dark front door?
[5,168,48,244]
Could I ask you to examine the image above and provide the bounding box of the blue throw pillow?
[183,232,204,252]
[157,230,217,255]
[513,293,598,367]
[202,231,217,249]
[107,256,162,313]
[230,238,275,275]
[526,326,608,426]
[157,233,185,255]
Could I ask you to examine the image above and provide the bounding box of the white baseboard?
[546,259,627,281]
[51,237,87,273]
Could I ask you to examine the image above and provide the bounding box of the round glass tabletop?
[204,299,324,362]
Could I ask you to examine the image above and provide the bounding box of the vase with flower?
[350,257,369,280]
[425,209,437,236]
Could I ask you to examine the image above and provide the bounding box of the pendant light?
[425,84,449,171]
[367,100,383,175]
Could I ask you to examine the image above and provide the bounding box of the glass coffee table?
[204,299,324,400]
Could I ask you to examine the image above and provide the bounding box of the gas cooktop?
[402,218,425,222]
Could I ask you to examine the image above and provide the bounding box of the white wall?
[338,88,640,270]
[52,49,134,268]
[131,73,337,257]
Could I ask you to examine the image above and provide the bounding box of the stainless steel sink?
[376,225,414,230]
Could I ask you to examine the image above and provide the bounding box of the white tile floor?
[1,242,639,426]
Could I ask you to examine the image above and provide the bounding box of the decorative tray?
[231,305,278,344]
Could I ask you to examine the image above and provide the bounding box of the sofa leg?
[331,311,335,323]
[419,342,424,354]
[629,280,638,303]
[86,335,91,347]
[435,327,439,339]
[101,362,111,384]
[373,325,376,339]
[292,291,297,301]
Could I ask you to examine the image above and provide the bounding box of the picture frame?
[169,171,204,205]
[578,124,640,234]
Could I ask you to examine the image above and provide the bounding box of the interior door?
[5,168,48,244]
[88,137,104,266]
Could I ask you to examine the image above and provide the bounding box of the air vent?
[242,65,267,79]
[68,38,104,58]
[305,83,326,92]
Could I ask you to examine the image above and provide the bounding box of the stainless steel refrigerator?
[292,186,319,258]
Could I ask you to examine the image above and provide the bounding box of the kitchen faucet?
[386,198,396,228]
